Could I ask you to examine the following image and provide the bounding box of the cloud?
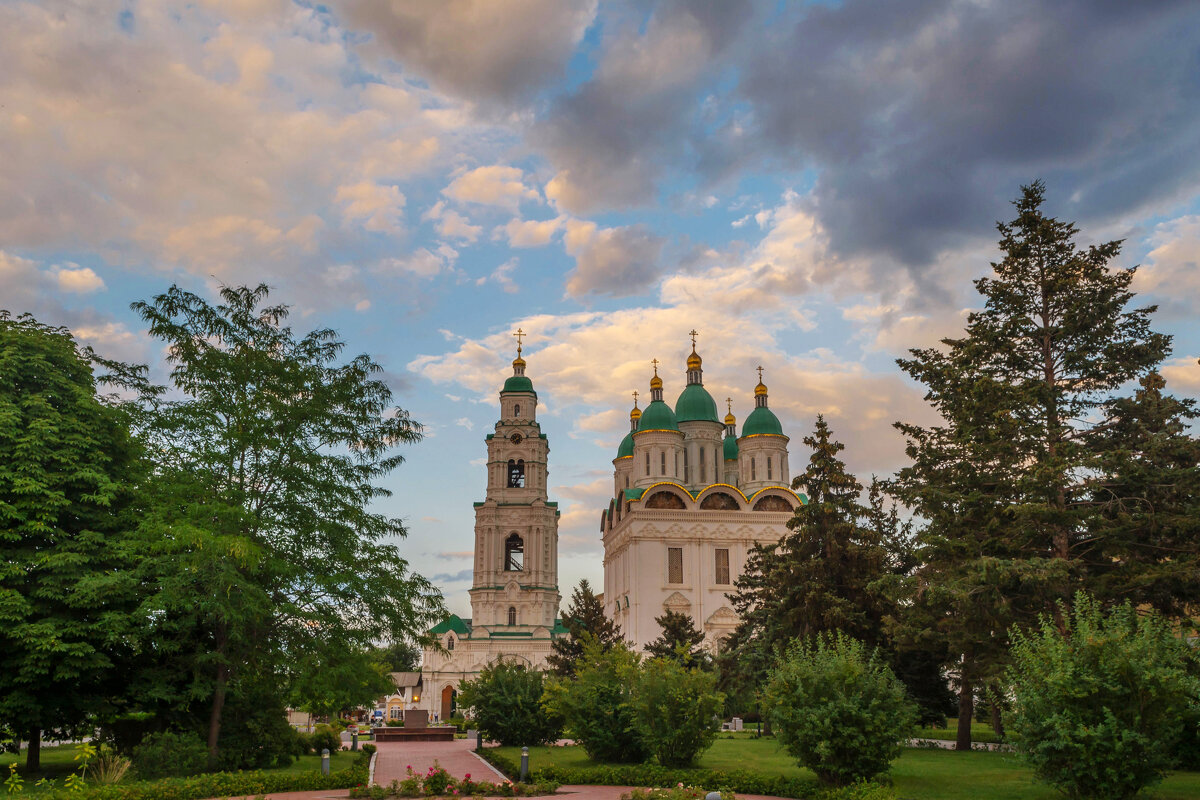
[379,245,457,278]
[55,266,106,293]
[423,200,483,243]
[1161,357,1200,395]
[338,0,597,106]
[443,165,541,211]
[482,258,520,294]
[335,181,406,233]
[430,568,474,584]
[563,219,665,298]
[455,417,474,430]
[497,215,565,248]
[435,550,473,560]
[1133,214,1200,318]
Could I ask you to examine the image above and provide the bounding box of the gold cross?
[651,358,659,375]
[726,397,732,414]
[756,365,764,382]
[632,390,639,407]
[688,329,699,347]
[513,328,525,355]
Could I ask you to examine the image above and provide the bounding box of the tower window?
[715,548,730,585]
[668,547,683,584]
[507,459,525,488]
[660,451,666,475]
[646,452,651,475]
[504,533,524,571]
[683,449,689,482]
[700,447,706,483]
[446,635,455,651]
[507,606,517,626]
[514,404,520,416]
[767,457,773,481]
[625,475,629,488]
[751,458,756,481]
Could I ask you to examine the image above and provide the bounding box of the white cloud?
[443,165,540,211]
[455,417,474,430]
[55,266,105,293]
[563,219,665,298]
[1133,215,1200,318]
[1161,357,1200,394]
[497,215,565,248]
[335,181,406,233]
[422,200,483,243]
[380,246,456,278]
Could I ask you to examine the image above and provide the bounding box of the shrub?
[458,661,562,746]
[630,657,724,767]
[32,764,366,799]
[89,746,132,784]
[764,633,916,786]
[130,731,208,780]
[1007,595,1200,800]
[362,743,377,756]
[544,637,647,762]
[621,787,733,800]
[309,724,343,754]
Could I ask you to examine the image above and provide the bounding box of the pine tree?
[645,610,708,669]
[893,182,1172,749]
[547,579,622,677]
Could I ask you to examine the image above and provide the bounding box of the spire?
[754,365,768,408]
[630,390,641,431]
[512,328,526,375]
[649,359,664,402]
[685,329,702,384]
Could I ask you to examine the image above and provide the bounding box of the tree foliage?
[765,634,916,787]
[457,661,561,747]
[547,579,622,677]
[0,313,142,771]
[630,657,723,767]
[545,637,646,763]
[1007,595,1200,800]
[644,611,708,669]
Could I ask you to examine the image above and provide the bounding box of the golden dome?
[650,374,663,390]
[686,350,702,370]
[724,411,736,425]
[754,380,768,397]
[513,356,526,369]
[631,406,642,421]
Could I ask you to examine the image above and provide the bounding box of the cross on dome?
[513,327,525,356]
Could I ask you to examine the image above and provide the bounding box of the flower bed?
[22,764,367,799]
[349,762,559,799]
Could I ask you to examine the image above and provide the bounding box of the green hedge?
[33,765,367,799]
[478,749,818,799]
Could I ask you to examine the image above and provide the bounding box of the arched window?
[446,635,455,651]
[514,403,520,416]
[504,533,524,571]
[507,606,517,626]
[507,459,525,488]
[700,447,707,482]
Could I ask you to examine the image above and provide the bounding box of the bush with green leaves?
[457,661,562,746]
[308,724,342,755]
[131,731,208,780]
[544,637,647,763]
[764,633,916,786]
[630,657,723,767]
[1007,595,1200,800]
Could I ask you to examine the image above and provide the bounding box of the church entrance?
[441,685,456,719]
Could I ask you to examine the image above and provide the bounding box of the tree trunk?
[990,697,1004,739]
[25,727,40,773]
[956,674,973,751]
[207,622,230,768]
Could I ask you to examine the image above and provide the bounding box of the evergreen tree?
[645,610,708,669]
[1090,370,1200,618]
[0,313,142,772]
[893,182,1172,749]
[547,578,622,677]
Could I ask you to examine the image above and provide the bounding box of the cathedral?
[415,332,804,717]
[602,335,805,651]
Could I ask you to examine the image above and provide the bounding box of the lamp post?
[519,747,529,782]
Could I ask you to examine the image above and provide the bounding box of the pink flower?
[465,774,470,780]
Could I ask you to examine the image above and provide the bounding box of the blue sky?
[4,0,1199,616]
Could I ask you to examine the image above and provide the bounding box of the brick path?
[373,738,507,784]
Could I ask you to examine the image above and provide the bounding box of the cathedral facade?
[416,341,565,719]
[602,339,805,651]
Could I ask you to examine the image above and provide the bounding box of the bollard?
[321,748,330,776]
[351,732,358,751]
[519,746,529,783]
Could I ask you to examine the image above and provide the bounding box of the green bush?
[764,633,917,786]
[815,781,899,800]
[1007,595,1200,800]
[347,762,557,798]
[361,743,377,756]
[544,637,647,762]
[458,661,561,746]
[32,764,366,799]
[130,731,208,780]
[630,657,724,767]
[309,724,343,754]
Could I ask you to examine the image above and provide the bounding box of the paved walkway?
[374,738,507,785]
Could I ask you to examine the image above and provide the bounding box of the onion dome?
[742,367,783,436]
[650,373,663,390]
[723,432,739,461]
[503,329,535,393]
[616,431,635,459]
[675,334,720,423]
[687,350,702,370]
[639,362,679,432]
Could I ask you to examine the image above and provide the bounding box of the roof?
[723,433,739,461]
[742,404,784,437]
[616,430,634,459]
[675,383,720,423]
[623,487,646,501]
[389,672,422,688]
[636,399,679,433]
[502,375,535,394]
[429,615,473,636]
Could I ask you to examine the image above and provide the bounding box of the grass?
[496,739,1200,800]
[916,721,1003,744]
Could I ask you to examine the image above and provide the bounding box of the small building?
[375,671,423,722]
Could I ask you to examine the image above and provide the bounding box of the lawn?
[496,739,1200,800]
[0,742,357,781]
[915,721,1003,744]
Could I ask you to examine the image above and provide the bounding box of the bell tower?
[468,330,561,631]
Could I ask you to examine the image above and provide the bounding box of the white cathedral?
[413,334,803,718]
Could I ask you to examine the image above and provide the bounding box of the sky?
[4,0,1200,618]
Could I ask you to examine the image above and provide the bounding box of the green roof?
[742,405,784,437]
[623,487,646,501]
[675,383,720,423]
[723,433,739,461]
[430,615,472,636]
[552,618,569,635]
[502,375,535,394]
[616,431,634,459]
[636,399,679,432]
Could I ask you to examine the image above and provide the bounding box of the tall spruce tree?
[645,610,708,669]
[0,314,142,772]
[547,578,622,677]
[893,182,1172,749]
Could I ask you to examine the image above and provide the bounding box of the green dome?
[675,383,720,423]
[502,375,535,393]
[616,431,634,459]
[742,405,783,437]
[723,433,739,461]
[637,400,679,432]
